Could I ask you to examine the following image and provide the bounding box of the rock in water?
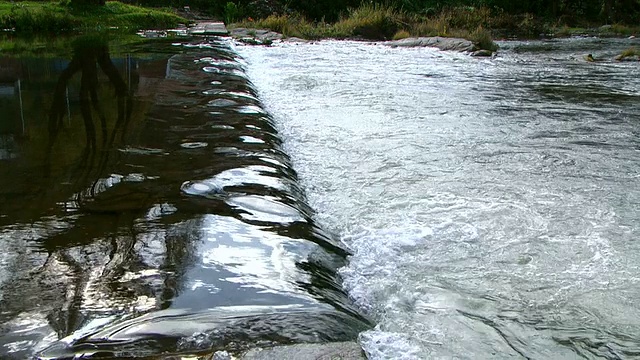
[472,49,494,57]
[385,36,476,52]
[212,350,232,360]
[241,342,366,360]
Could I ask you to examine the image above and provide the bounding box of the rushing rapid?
[237,37,640,359]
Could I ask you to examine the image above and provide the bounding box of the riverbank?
[1,1,637,49]
[228,3,639,52]
[238,342,366,359]
[0,1,186,33]
[230,27,493,57]
[229,4,497,51]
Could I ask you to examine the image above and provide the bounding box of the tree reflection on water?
[0,35,189,356]
[46,36,133,187]
[0,36,367,359]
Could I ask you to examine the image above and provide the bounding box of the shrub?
[469,25,498,51]
[230,1,499,47]
[616,46,639,60]
[610,23,639,36]
[224,2,242,24]
[620,47,639,57]
[440,6,491,30]
[334,3,403,39]
[254,13,291,34]
[392,29,410,39]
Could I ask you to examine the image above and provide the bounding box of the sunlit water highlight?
[237,38,640,359]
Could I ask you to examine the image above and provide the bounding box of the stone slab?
[189,22,229,36]
[240,342,367,360]
[229,28,284,41]
[385,36,477,52]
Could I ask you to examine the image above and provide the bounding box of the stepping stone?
[190,22,229,36]
[240,342,367,360]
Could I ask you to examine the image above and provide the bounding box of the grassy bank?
[231,3,639,51]
[0,1,187,33]
[231,4,498,51]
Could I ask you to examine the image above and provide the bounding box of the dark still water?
[0,36,368,359]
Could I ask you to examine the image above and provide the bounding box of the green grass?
[233,4,406,40]
[620,47,639,57]
[234,14,338,39]
[551,23,640,38]
[0,1,187,33]
[616,46,639,60]
[468,26,497,52]
[333,3,402,39]
[608,24,639,36]
[392,29,410,40]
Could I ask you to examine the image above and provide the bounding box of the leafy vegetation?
[616,46,639,60]
[226,0,638,51]
[198,0,639,41]
[620,46,639,57]
[223,1,241,24]
[392,29,411,40]
[0,1,186,33]
[232,3,499,50]
[162,0,640,27]
[333,3,400,39]
[0,0,636,41]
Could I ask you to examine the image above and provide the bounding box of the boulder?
[615,54,640,61]
[385,36,477,52]
[240,342,366,360]
[472,49,494,57]
[230,28,283,43]
[285,37,310,43]
[238,37,273,46]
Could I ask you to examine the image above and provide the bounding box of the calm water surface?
[237,37,640,359]
[0,36,368,359]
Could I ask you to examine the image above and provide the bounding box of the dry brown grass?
[232,4,499,50]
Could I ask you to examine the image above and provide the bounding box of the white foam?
[359,330,422,360]
[237,40,639,359]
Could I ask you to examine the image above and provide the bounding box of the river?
[0,34,639,359]
[237,37,640,359]
[0,35,367,359]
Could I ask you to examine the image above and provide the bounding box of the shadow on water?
[0,35,369,359]
[45,35,133,184]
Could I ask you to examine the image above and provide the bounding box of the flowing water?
[0,36,368,359]
[237,37,640,359]
[2,34,640,359]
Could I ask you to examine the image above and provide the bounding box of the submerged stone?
[230,28,283,45]
[241,342,366,360]
[385,36,477,52]
[472,49,494,57]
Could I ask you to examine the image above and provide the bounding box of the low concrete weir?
[0,36,368,359]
